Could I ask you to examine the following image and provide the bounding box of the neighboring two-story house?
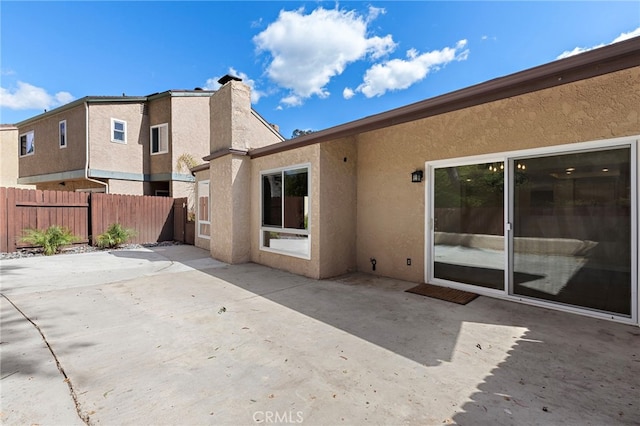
[15,78,281,198]
[1,124,33,189]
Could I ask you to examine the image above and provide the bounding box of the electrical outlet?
[407,258,411,266]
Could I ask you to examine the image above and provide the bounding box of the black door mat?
[406,283,478,305]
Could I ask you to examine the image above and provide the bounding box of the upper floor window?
[111,118,127,144]
[59,120,67,148]
[261,164,310,258]
[150,123,169,154]
[19,131,35,157]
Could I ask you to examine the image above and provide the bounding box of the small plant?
[95,223,136,249]
[21,225,79,255]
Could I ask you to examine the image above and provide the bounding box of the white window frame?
[150,123,169,155]
[111,118,127,144]
[197,180,211,239]
[59,120,67,148]
[19,130,35,157]
[425,135,638,325]
[260,163,311,259]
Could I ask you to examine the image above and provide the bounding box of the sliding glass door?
[432,161,505,290]
[511,148,632,316]
[428,142,635,319]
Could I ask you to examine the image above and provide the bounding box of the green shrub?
[95,223,136,249]
[21,225,79,255]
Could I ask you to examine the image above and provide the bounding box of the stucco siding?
[88,103,147,175]
[355,66,640,283]
[250,145,321,278]
[148,96,172,175]
[171,96,211,171]
[104,179,144,195]
[1,126,33,188]
[210,156,233,261]
[35,179,105,192]
[18,104,87,178]
[318,138,358,278]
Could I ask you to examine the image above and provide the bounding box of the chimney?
[217,74,242,86]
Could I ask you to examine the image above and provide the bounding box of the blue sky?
[1,1,639,138]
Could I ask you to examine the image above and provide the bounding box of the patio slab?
[1,245,639,425]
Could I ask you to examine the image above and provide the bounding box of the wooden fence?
[91,193,174,245]
[1,187,177,253]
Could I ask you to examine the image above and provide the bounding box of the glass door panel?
[433,162,505,290]
[512,148,632,316]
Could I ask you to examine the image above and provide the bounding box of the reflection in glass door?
[433,162,505,290]
[512,148,632,316]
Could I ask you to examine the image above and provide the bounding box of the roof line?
[251,36,640,159]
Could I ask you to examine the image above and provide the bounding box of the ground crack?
[1,293,92,425]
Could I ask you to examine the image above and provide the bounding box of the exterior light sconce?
[411,170,424,183]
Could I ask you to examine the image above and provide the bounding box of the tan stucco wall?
[250,145,321,278]
[210,81,283,153]
[171,180,194,204]
[35,179,105,192]
[17,104,87,178]
[209,155,252,264]
[88,103,147,175]
[148,96,172,175]
[318,138,358,278]
[355,66,640,283]
[171,96,211,171]
[107,179,145,195]
[1,126,33,188]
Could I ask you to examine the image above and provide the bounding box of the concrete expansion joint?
[240,282,310,300]
[0,293,92,426]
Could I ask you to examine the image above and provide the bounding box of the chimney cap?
[217,74,242,85]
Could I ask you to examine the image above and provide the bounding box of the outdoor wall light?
[411,170,424,183]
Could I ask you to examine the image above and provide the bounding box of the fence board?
[90,193,174,245]
[1,188,178,252]
[0,188,89,252]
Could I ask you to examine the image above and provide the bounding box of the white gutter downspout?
[84,101,108,193]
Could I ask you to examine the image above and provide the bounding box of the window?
[198,180,210,239]
[150,123,169,154]
[261,165,310,258]
[111,118,127,143]
[19,131,34,156]
[59,120,67,148]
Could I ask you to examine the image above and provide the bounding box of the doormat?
[406,283,478,305]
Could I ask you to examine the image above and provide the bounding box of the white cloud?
[253,6,396,106]
[349,39,469,98]
[556,26,640,59]
[0,81,75,110]
[343,87,355,100]
[204,67,266,104]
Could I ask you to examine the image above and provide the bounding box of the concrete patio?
[1,244,638,425]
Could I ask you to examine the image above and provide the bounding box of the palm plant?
[21,225,79,255]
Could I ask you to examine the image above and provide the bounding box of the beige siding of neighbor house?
[35,180,105,192]
[171,96,211,169]
[107,179,145,195]
[148,96,172,176]
[1,126,33,188]
[353,66,639,283]
[250,145,321,278]
[18,104,87,178]
[88,103,148,176]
